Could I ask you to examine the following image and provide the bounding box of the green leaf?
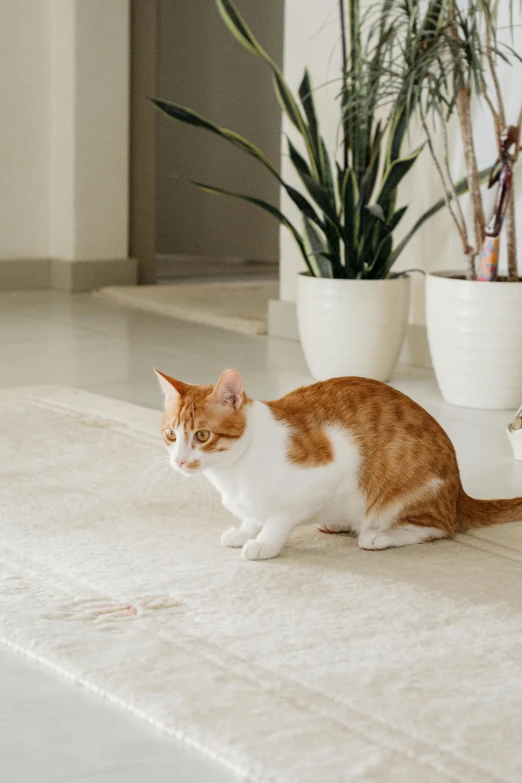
[215,0,316,170]
[273,71,305,131]
[299,71,320,161]
[190,180,315,276]
[287,137,311,178]
[387,205,408,233]
[320,138,336,204]
[385,106,408,167]
[285,184,323,227]
[151,98,281,180]
[366,204,386,222]
[342,168,360,276]
[283,138,325,225]
[303,216,332,278]
[376,145,424,216]
[367,231,394,278]
[153,99,324,232]
[358,121,384,207]
[288,142,339,229]
[215,0,266,59]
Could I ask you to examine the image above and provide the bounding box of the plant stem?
[420,105,472,262]
[507,122,519,281]
[339,0,349,171]
[348,0,361,178]
[438,102,469,244]
[456,84,485,277]
[507,189,518,281]
[484,4,506,130]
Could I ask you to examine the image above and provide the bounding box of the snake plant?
[152,0,476,279]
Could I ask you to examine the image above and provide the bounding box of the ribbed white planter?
[426,271,522,409]
[297,274,411,382]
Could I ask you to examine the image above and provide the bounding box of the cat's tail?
[457,488,522,531]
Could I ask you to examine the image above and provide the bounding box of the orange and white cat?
[155,368,522,560]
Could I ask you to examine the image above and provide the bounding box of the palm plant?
[378,0,522,280]
[152,0,475,279]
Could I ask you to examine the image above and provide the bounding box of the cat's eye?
[165,429,176,442]
[195,430,210,443]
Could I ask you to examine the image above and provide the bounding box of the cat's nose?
[176,458,186,468]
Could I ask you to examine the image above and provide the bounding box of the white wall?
[0,0,50,258]
[280,1,522,327]
[0,0,129,263]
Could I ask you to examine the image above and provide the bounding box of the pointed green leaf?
[299,70,319,157]
[376,145,424,215]
[342,168,360,276]
[303,216,332,278]
[320,138,335,203]
[190,180,314,276]
[216,0,315,168]
[216,0,266,58]
[151,98,281,180]
[366,204,386,222]
[367,232,394,278]
[387,205,408,233]
[153,98,323,231]
[288,142,339,229]
[285,184,323,227]
[287,137,311,178]
[385,106,408,167]
[358,121,384,207]
[273,71,304,131]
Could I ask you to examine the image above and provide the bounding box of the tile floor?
[0,289,520,782]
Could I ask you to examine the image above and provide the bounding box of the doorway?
[130,0,284,285]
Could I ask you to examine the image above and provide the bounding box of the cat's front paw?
[241,539,280,561]
[221,526,253,548]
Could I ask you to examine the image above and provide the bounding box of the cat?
[155,368,522,560]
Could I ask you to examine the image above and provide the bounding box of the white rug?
[2,386,522,783]
[95,280,279,335]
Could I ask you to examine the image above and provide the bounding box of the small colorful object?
[477,235,500,281]
[476,125,517,282]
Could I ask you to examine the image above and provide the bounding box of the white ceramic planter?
[297,274,411,382]
[426,271,522,409]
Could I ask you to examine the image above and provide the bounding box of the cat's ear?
[154,369,187,401]
[211,369,244,410]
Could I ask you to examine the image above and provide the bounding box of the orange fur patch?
[287,428,334,467]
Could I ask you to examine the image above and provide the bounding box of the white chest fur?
[204,401,363,526]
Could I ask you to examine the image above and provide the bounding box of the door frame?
[129,0,159,284]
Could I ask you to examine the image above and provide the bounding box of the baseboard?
[0,259,50,290]
[267,298,433,370]
[157,254,278,280]
[50,258,138,292]
[0,258,137,292]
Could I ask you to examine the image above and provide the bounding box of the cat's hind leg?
[358,523,447,551]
